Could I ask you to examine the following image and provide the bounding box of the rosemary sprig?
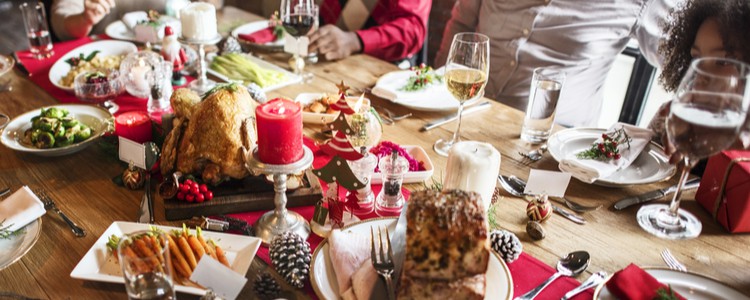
[488,204,499,230]
[576,126,632,161]
[400,64,443,92]
[0,219,24,240]
[654,285,679,300]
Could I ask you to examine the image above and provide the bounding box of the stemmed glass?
[637,57,750,239]
[73,68,125,113]
[433,33,490,156]
[280,0,316,80]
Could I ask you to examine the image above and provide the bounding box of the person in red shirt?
[309,0,430,63]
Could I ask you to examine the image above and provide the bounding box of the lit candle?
[255,98,303,164]
[443,141,501,211]
[131,59,150,98]
[115,111,153,144]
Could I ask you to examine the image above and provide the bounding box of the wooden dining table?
[1,6,749,300]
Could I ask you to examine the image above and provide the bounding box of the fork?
[378,107,413,123]
[36,190,86,237]
[661,249,687,272]
[371,226,395,300]
[519,144,548,162]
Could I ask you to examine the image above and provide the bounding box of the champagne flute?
[433,33,490,156]
[637,57,750,239]
[280,0,316,80]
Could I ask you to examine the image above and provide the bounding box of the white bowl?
[370,145,434,184]
[48,40,138,93]
[295,93,371,124]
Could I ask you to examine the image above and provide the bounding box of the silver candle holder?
[246,146,314,244]
[178,34,221,95]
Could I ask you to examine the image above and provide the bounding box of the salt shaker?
[347,147,378,215]
[375,150,409,216]
[147,62,173,121]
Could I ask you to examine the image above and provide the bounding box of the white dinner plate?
[70,221,262,296]
[594,268,750,300]
[206,53,301,92]
[0,218,42,271]
[0,104,113,157]
[372,70,461,112]
[547,128,675,187]
[310,218,513,300]
[48,40,137,93]
[370,145,434,184]
[231,20,284,52]
[104,17,181,42]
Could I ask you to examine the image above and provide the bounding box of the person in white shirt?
[436,0,677,127]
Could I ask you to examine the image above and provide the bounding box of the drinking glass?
[118,231,175,300]
[20,1,53,59]
[74,69,125,113]
[637,57,750,239]
[433,33,490,157]
[280,0,316,79]
[521,67,565,143]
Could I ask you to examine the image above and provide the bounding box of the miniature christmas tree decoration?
[313,156,366,191]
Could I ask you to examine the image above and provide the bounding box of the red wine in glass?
[282,14,315,37]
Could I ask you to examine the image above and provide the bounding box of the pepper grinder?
[375,150,409,216]
[347,147,377,215]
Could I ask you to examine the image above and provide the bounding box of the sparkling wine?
[445,69,487,101]
[667,93,745,160]
[521,79,562,142]
[27,30,53,57]
[282,14,315,37]
[126,272,175,300]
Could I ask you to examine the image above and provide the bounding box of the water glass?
[20,1,54,59]
[520,67,566,144]
[118,231,175,300]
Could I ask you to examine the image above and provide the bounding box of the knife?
[613,177,701,210]
[419,101,491,131]
[10,52,30,76]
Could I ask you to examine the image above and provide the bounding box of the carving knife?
[613,177,701,210]
[419,101,491,131]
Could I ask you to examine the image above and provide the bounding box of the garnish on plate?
[0,219,24,240]
[65,50,100,67]
[370,141,426,172]
[654,285,680,300]
[269,11,285,41]
[136,10,162,27]
[576,126,632,161]
[399,63,443,92]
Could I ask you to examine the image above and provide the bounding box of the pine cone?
[220,36,243,55]
[253,272,281,299]
[269,231,311,289]
[490,229,523,263]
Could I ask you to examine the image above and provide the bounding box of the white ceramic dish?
[104,17,181,42]
[372,69,460,112]
[48,40,137,93]
[547,128,675,187]
[70,221,262,296]
[295,93,370,124]
[310,217,513,300]
[0,54,14,77]
[231,20,284,51]
[206,53,301,92]
[0,218,42,271]
[0,104,113,157]
[370,145,434,184]
[594,268,750,300]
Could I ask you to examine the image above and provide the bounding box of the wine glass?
[73,68,125,114]
[637,57,750,239]
[280,0,316,80]
[433,33,490,157]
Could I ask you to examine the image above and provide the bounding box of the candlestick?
[255,98,303,164]
[443,141,501,211]
[115,111,152,144]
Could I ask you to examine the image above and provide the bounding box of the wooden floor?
[0,0,29,55]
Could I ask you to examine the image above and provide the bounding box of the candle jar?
[347,150,378,215]
[346,100,382,150]
[120,51,163,99]
[375,150,409,216]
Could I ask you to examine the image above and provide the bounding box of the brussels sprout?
[53,122,66,139]
[57,132,74,147]
[33,131,55,149]
[42,107,67,119]
[61,116,79,127]
[73,125,91,142]
[32,117,58,131]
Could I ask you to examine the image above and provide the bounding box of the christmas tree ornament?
[320,129,364,161]
[526,221,546,240]
[526,194,552,223]
[122,163,145,190]
[269,231,312,289]
[253,272,281,299]
[489,229,523,263]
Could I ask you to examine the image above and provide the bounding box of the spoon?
[508,175,602,213]
[515,251,590,300]
[498,175,586,224]
[561,270,607,300]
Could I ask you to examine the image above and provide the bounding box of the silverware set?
[371,226,395,300]
[519,144,548,162]
[35,189,86,237]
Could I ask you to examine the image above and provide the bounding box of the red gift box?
[695,150,750,233]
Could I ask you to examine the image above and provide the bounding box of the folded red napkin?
[606,264,685,300]
[238,28,276,44]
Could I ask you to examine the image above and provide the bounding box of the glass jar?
[375,150,409,216]
[120,51,163,99]
[347,150,377,215]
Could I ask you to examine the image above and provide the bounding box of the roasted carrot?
[166,235,192,276]
[133,238,161,270]
[210,240,230,267]
[187,235,205,260]
[196,227,217,260]
[171,252,191,279]
[150,235,165,263]
[121,244,149,273]
[177,235,197,269]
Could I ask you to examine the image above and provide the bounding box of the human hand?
[82,0,116,26]
[308,25,362,61]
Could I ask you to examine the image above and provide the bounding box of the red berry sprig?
[400,63,443,92]
[576,127,632,161]
[176,179,214,203]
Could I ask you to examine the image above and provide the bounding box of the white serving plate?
[370,145,434,184]
[0,218,42,271]
[310,218,513,300]
[372,69,461,112]
[206,52,301,92]
[104,16,181,42]
[48,40,137,93]
[594,268,750,300]
[547,127,675,187]
[0,104,113,157]
[231,20,284,51]
[70,221,262,296]
[295,93,370,124]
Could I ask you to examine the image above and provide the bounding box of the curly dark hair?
[659,0,750,92]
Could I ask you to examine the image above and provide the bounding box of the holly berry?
[204,191,214,201]
[186,194,195,202]
[196,193,205,203]
[199,184,209,193]
[177,192,186,201]
[179,184,189,193]
[174,179,214,203]
[614,153,621,160]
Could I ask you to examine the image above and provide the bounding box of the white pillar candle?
[443,141,501,211]
[180,2,217,40]
[131,60,150,97]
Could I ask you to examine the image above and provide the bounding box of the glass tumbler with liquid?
[20,1,54,59]
[118,231,175,300]
[520,67,566,144]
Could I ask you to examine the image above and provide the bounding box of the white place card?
[284,35,309,56]
[524,169,571,198]
[190,256,247,300]
[118,137,146,170]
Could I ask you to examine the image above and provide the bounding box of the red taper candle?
[255,98,303,164]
